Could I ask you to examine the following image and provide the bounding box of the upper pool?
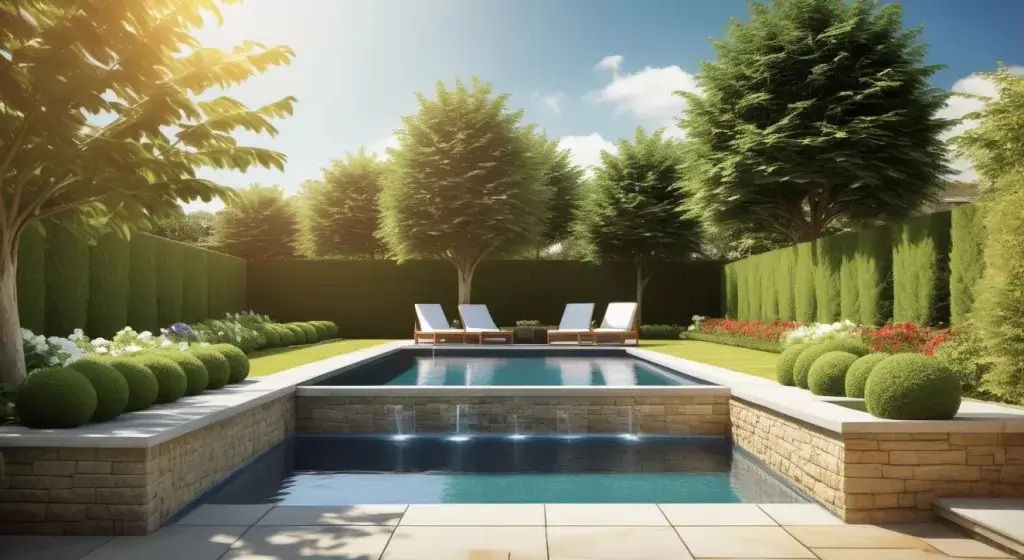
[311,349,706,387]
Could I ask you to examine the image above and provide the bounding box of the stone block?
[873,493,899,508]
[877,440,949,451]
[912,465,981,481]
[49,489,97,503]
[843,439,879,450]
[968,455,995,466]
[846,451,889,464]
[95,449,148,462]
[10,476,72,490]
[881,465,915,479]
[46,504,87,521]
[842,477,905,494]
[33,461,77,476]
[0,489,49,503]
[77,461,112,474]
[0,503,47,522]
[950,433,998,446]
[889,450,966,465]
[57,449,96,461]
[73,475,116,488]
[844,464,882,478]
[1001,466,1024,484]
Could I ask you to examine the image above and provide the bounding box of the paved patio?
[0,503,1012,560]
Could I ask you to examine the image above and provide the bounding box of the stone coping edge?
[295,385,731,397]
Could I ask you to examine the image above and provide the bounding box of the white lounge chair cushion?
[555,303,594,331]
[415,303,458,332]
[598,302,638,331]
[459,304,500,332]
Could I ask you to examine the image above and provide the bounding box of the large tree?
[0,0,294,385]
[296,150,387,259]
[380,79,548,303]
[213,184,297,259]
[531,134,585,257]
[152,211,216,248]
[575,128,701,325]
[678,0,952,242]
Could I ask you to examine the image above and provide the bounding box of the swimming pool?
[193,436,807,507]
[312,348,705,386]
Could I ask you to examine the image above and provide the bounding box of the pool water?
[313,349,703,386]
[198,436,807,506]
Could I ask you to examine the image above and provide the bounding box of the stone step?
[934,498,1024,558]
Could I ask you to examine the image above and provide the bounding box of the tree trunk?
[635,258,650,327]
[456,263,474,304]
[0,253,26,387]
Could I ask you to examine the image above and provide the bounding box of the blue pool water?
[198,436,807,505]
[313,349,704,386]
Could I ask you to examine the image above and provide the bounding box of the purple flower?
[169,323,198,341]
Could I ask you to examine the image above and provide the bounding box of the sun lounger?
[592,302,639,345]
[458,304,514,344]
[413,303,466,344]
[547,303,596,344]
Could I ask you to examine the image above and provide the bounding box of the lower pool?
[196,436,807,506]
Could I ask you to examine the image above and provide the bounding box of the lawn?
[248,339,391,377]
[642,340,779,381]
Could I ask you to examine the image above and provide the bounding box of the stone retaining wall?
[0,396,294,536]
[731,398,1024,523]
[297,395,730,436]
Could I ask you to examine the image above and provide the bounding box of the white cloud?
[531,91,566,114]
[590,55,700,137]
[369,134,399,160]
[557,133,618,177]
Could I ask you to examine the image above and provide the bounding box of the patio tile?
[785,525,937,550]
[0,535,111,560]
[546,504,669,526]
[81,526,245,560]
[884,524,1011,558]
[222,525,394,559]
[255,505,407,526]
[675,526,815,558]
[400,504,544,526]
[381,526,547,560]
[660,503,778,526]
[547,526,694,560]
[758,503,844,526]
[176,504,274,526]
[813,549,952,560]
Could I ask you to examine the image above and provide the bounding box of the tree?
[575,128,701,324]
[296,150,387,259]
[950,67,1024,189]
[152,212,216,248]
[0,0,294,385]
[531,134,585,256]
[678,0,952,243]
[213,185,297,259]
[380,79,548,303]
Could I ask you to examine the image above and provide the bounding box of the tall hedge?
[892,211,951,325]
[128,234,159,333]
[87,233,131,337]
[813,236,842,323]
[16,225,47,334]
[759,253,778,321]
[206,252,231,318]
[724,263,738,318]
[839,233,860,322]
[776,246,797,321]
[794,241,816,322]
[182,249,209,323]
[854,225,893,326]
[44,224,90,336]
[950,204,985,324]
[155,237,185,327]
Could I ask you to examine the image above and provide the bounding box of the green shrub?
[854,225,893,326]
[45,224,90,336]
[155,237,185,326]
[211,344,250,383]
[275,324,296,346]
[793,339,871,389]
[776,343,809,386]
[296,322,318,343]
[807,351,859,396]
[309,321,330,340]
[324,321,339,338]
[128,234,159,333]
[795,241,816,322]
[87,233,131,337]
[182,249,209,323]
[932,322,993,394]
[725,263,739,318]
[814,236,843,323]
[285,323,307,344]
[640,325,684,340]
[261,325,282,348]
[16,224,47,334]
[15,367,97,429]
[776,247,797,321]
[103,357,159,412]
[839,235,860,322]
[682,332,783,353]
[189,346,232,390]
[950,204,985,325]
[68,357,130,422]
[156,351,209,396]
[892,211,951,325]
[845,352,890,398]
[133,355,187,404]
[864,353,962,420]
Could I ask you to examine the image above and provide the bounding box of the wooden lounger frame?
[547,329,595,344]
[591,314,641,346]
[413,321,466,345]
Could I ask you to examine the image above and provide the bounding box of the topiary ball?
[104,357,159,412]
[133,355,187,404]
[15,367,98,429]
[309,321,330,340]
[776,343,809,386]
[865,354,962,420]
[188,346,231,389]
[845,353,891,398]
[807,351,859,397]
[156,350,209,396]
[68,357,130,422]
[324,321,339,338]
[275,324,296,346]
[261,326,282,348]
[211,344,250,383]
[285,324,307,344]
[793,339,871,389]
[297,322,318,343]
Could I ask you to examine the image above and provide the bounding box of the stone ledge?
[296,385,731,397]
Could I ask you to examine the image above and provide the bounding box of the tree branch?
[0,114,30,192]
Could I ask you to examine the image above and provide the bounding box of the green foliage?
[151,212,216,248]
[814,236,842,323]
[68,357,130,422]
[87,233,131,337]
[295,322,318,343]
[214,184,298,260]
[677,0,952,242]
[854,225,893,326]
[156,351,209,396]
[103,357,159,413]
[211,344,250,384]
[932,322,992,395]
[16,225,47,334]
[155,237,185,327]
[838,235,860,322]
[776,247,797,321]
[15,367,97,429]
[640,325,684,340]
[951,68,1024,188]
[133,355,187,405]
[307,321,331,341]
[189,347,231,390]
[182,250,209,323]
[864,353,962,420]
[296,151,387,259]
[794,242,816,322]
[793,339,870,389]
[275,325,296,346]
[844,352,890,398]
[949,204,985,324]
[127,234,159,333]
[683,332,783,353]
[261,325,282,348]
[284,324,307,344]
[531,134,586,252]
[776,342,809,386]
[44,224,90,335]
[892,211,951,325]
[724,264,739,318]
[807,351,859,396]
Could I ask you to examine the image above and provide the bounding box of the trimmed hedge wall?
[248,259,724,339]
[182,249,209,323]
[155,236,185,327]
[16,225,47,334]
[87,233,131,337]
[950,204,985,324]
[44,224,90,336]
[128,234,159,333]
[892,211,951,325]
[854,225,893,326]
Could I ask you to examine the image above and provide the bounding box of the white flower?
[21,328,34,339]
[94,346,109,354]
[91,338,109,347]
[178,342,189,351]
[160,339,172,348]
[124,344,142,354]
[48,356,59,365]
[138,331,153,340]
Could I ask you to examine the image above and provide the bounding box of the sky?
[185,0,1024,213]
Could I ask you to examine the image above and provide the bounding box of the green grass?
[248,339,391,377]
[642,340,779,381]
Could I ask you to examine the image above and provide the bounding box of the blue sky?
[187,0,1024,212]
